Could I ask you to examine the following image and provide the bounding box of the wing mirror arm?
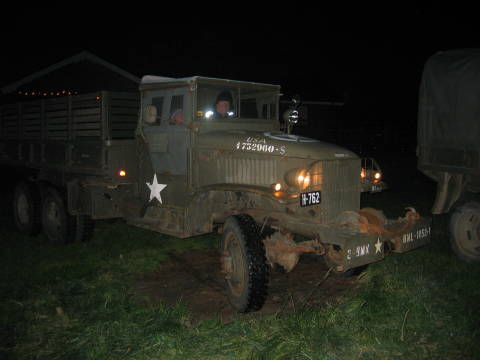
[282,95,301,134]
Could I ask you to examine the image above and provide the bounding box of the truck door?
[140,87,191,212]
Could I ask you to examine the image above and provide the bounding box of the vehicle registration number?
[371,184,382,193]
[300,191,321,207]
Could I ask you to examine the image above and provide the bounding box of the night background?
[1,4,480,359]
[1,3,479,157]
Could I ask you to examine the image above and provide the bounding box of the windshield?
[197,84,278,120]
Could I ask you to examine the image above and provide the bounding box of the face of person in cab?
[171,110,184,125]
[216,100,230,117]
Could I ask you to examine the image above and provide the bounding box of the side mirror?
[144,105,158,124]
[282,95,301,134]
[282,109,299,125]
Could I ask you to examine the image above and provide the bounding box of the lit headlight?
[271,183,282,191]
[360,168,382,182]
[285,168,311,190]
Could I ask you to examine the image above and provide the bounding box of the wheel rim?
[16,193,30,225]
[455,209,480,257]
[224,232,246,297]
[44,198,62,241]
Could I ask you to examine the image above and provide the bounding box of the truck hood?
[195,130,358,161]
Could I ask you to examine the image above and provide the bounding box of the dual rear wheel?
[13,181,41,236]
[13,181,94,244]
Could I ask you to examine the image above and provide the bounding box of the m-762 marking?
[300,191,321,207]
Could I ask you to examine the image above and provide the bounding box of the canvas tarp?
[418,49,480,151]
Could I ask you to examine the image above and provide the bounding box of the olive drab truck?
[417,49,480,263]
[1,75,431,312]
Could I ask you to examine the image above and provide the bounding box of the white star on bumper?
[375,238,382,254]
[146,174,167,203]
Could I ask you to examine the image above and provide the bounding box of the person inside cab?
[213,91,234,118]
[169,108,184,125]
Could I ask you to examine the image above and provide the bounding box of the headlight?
[284,168,311,190]
[271,183,282,191]
[360,168,382,182]
[360,168,367,179]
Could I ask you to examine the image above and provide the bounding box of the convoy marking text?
[402,226,431,244]
[235,136,286,155]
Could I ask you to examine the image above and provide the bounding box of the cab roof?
[139,75,281,91]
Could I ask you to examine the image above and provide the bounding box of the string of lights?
[16,90,79,97]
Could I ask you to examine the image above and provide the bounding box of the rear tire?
[13,181,41,235]
[221,214,269,312]
[449,201,480,262]
[41,188,75,244]
[41,187,95,244]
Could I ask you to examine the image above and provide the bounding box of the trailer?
[417,49,480,262]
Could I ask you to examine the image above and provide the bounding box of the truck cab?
[130,76,379,237]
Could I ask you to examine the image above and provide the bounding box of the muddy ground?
[135,249,359,323]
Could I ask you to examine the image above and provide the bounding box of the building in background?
[0,51,140,104]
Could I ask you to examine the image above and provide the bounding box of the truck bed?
[0,91,139,174]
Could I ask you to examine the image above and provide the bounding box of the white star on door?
[146,174,167,203]
[375,238,382,254]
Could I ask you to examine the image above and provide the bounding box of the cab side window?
[144,96,164,126]
[169,95,185,125]
[150,97,164,125]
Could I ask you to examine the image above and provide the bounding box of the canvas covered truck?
[418,49,480,263]
[1,75,431,312]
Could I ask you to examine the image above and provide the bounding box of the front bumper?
[331,214,431,271]
[243,205,431,272]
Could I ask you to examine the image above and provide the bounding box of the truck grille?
[309,159,360,222]
[219,157,277,185]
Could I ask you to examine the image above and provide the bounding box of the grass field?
[1,156,479,359]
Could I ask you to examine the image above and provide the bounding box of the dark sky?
[1,4,479,119]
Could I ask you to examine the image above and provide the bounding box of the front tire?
[449,201,480,262]
[13,181,41,235]
[221,214,269,312]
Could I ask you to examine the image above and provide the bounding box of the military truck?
[1,75,431,312]
[418,49,480,263]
